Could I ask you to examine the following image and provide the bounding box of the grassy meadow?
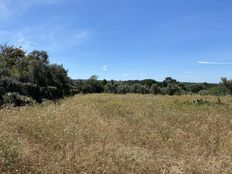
[0,94,232,173]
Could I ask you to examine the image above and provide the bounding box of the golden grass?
[0,94,232,173]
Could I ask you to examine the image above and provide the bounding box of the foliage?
[129,84,150,94]
[73,76,104,94]
[117,84,130,94]
[141,79,157,87]
[0,44,228,104]
[2,92,35,107]
[72,76,225,96]
[199,89,210,96]
[105,80,118,94]
[188,84,207,93]
[220,77,232,94]
[166,83,182,95]
[150,84,160,95]
[0,45,72,106]
[209,85,230,96]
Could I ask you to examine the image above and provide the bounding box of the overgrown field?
[0,94,232,173]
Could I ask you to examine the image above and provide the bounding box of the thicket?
[0,45,73,106]
[1,45,232,106]
[73,77,232,96]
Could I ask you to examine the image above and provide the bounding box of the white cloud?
[198,61,232,65]
[0,25,93,53]
[0,29,37,51]
[15,32,35,51]
[102,65,108,72]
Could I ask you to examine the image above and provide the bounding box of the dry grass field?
[0,94,232,174]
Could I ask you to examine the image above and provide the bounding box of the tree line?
[0,45,232,106]
[73,76,231,96]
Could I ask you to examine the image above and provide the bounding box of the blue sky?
[0,0,232,82]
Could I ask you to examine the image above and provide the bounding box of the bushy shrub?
[160,87,168,95]
[150,84,160,95]
[0,45,72,106]
[188,84,207,93]
[129,84,150,94]
[209,86,230,96]
[221,78,232,94]
[129,84,140,93]
[166,84,182,95]
[105,80,118,94]
[76,76,104,94]
[137,85,150,94]
[2,92,35,107]
[199,89,209,96]
[117,84,130,94]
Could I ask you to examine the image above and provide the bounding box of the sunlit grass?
[0,94,232,173]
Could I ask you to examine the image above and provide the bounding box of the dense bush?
[220,78,232,95]
[188,84,207,93]
[0,45,228,106]
[117,84,130,94]
[105,80,118,94]
[199,89,209,96]
[2,92,35,107]
[150,84,161,95]
[72,77,225,96]
[0,45,73,106]
[74,76,105,94]
[129,84,150,94]
[166,83,182,95]
[209,86,230,96]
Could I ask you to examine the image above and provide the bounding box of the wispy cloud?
[0,24,93,53]
[14,32,36,51]
[0,0,92,52]
[198,61,232,65]
[0,29,36,51]
[0,0,64,21]
[102,65,108,72]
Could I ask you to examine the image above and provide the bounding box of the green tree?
[105,80,118,94]
[166,83,182,95]
[221,78,232,94]
[48,64,71,96]
[162,77,177,87]
[117,84,130,94]
[150,84,160,95]
[0,45,73,105]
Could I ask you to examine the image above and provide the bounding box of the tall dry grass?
[0,94,232,173]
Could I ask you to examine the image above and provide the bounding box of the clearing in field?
[0,94,232,173]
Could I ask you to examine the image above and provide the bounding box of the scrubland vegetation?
[0,94,232,173]
[1,45,232,107]
[0,45,73,106]
[1,45,232,173]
